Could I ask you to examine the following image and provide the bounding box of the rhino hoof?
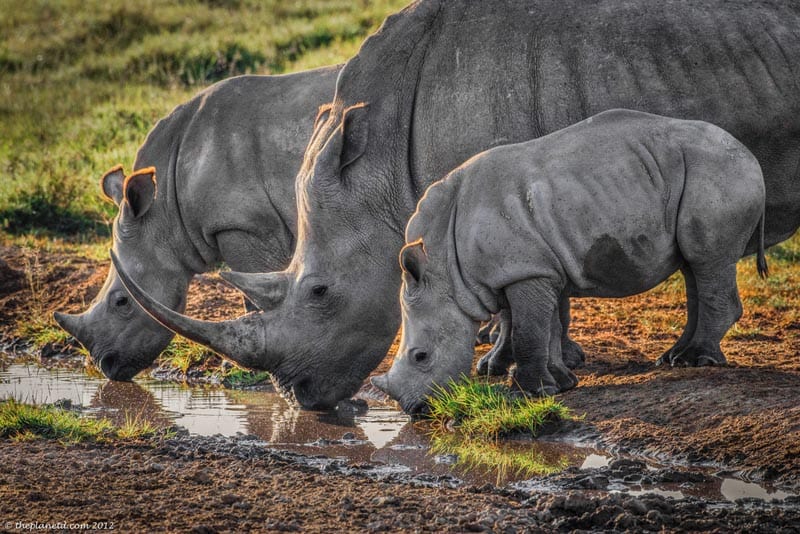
[661,343,727,367]
[477,353,510,376]
[562,338,586,369]
[549,363,579,391]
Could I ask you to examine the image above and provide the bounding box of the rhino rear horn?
[219,271,289,311]
[370,374,390,394]
[110,250,272,371]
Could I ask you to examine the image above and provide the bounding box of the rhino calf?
[372,109,767,414]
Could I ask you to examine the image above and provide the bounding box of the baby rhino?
[371,109,767,414]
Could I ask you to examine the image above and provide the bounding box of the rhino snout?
[98,353,138,382]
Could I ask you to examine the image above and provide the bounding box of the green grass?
[222,367,271,388]
[0,398,162,443]
[427,378,575,439]
[0,0,409,239]
[156,336,214,374]
[430,433,571,480]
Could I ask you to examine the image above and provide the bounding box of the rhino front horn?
[370,374,390,394]
[110,250,274,371]
[53,311,82,339]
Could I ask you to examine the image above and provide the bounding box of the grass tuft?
[427,378,575,439]
[0,399,164,443]
[157,336,214,375]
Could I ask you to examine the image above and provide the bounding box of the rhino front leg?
[559,292,586,369]
[476,309,513,376]
[505,278,574,396]
[668,263,741,367]
[656,265,699,367]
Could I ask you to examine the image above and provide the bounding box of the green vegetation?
[222,368,271,388]
[427,378,575,439]
[157,336,214,374]
[430,433,571,480]
[0,0,409,238]
[0,398,162,443]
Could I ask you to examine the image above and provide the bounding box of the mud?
[1,244,799,531]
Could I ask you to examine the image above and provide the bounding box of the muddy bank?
[1,435,798,533]
[1,244,800,501]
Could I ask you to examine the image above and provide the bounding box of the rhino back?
[135,67,340,270]
[407,0,800,246]
[452,111,748,297]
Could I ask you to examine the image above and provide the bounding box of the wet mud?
[1,244,799,531]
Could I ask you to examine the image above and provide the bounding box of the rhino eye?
[115,295,129,307]
[414,351,429,364]
[311,285,328,297]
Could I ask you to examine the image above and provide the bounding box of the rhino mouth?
[401,397,431,417]
[98,353,138,382]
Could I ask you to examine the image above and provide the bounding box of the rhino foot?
[657,343,727,367]
[511,366,561,397]
[562,338,586,369]
[477,353,511,376]
[548,361,579,391]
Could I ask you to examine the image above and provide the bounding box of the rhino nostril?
[99,354,117,378]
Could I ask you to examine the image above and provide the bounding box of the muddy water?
[1,361,795,502]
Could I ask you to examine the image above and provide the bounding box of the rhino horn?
[53,311,85,341]
[219,271,288,311]
[370,374,390,394]
[110,251,274,371]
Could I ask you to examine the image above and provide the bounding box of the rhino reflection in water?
[372,110,766,413]
[120,0,800,409]
[53,66,340,381]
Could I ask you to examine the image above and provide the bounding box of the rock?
[624,497,648,515]
[371,495,400,506]
[220,493,240,505]
[562,493,596,514]
[191,470,212,484]
[190,527,217,534]
[342,432,356,440]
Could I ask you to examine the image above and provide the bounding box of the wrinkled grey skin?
[123,0,800,409]
[54,66,340,380]
[372,110,767,413]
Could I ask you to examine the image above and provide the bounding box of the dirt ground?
[1,244,799,532]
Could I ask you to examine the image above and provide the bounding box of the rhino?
[371,110,767,413]
[53,65,341,380]
[117,0,800,409]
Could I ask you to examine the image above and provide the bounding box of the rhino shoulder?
[406,171,460,243]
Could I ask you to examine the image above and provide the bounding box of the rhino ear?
[339,103,369,171]
[123,167,157,218]
[400,240,427,284]
[100,165,126,205]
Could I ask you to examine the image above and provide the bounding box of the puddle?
[1,360,796,502]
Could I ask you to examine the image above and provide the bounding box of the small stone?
[148,462,165,473]
[191,470,212,484]
[625,497,648,515]
[220,494,240,505]
[190,527,217,534]
[371,495,400,506]
[563,494,596,514]
[342,432,356,440]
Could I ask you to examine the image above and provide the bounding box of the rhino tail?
[756,208,769,279]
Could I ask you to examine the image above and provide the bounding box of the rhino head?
[54,166,193,380]
[110,103,406,409]
[371,239,479,414]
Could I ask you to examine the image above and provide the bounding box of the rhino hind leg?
[558,292,586,369]
[666,263,741,367]
[505,279,578,396]
[475,314,501,345]
[656,265,699,367]
[476,309,514,376]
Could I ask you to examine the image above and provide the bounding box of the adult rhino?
[116,0,800,408]
[54,66,340,380]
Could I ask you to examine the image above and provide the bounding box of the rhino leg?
[547,305,580,391]
[656,265,699,367]
[559,292,586,369]
[475,314,500,344]
[476,309,513,376]
[506,279,577,396]
[668,263,741,367]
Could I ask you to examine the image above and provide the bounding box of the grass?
[0,398,162,443]
[222,367,271,388]
[157,336,214,375]
[430,433,571,480]
[0,0,409,239]
[427,378,575,439]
